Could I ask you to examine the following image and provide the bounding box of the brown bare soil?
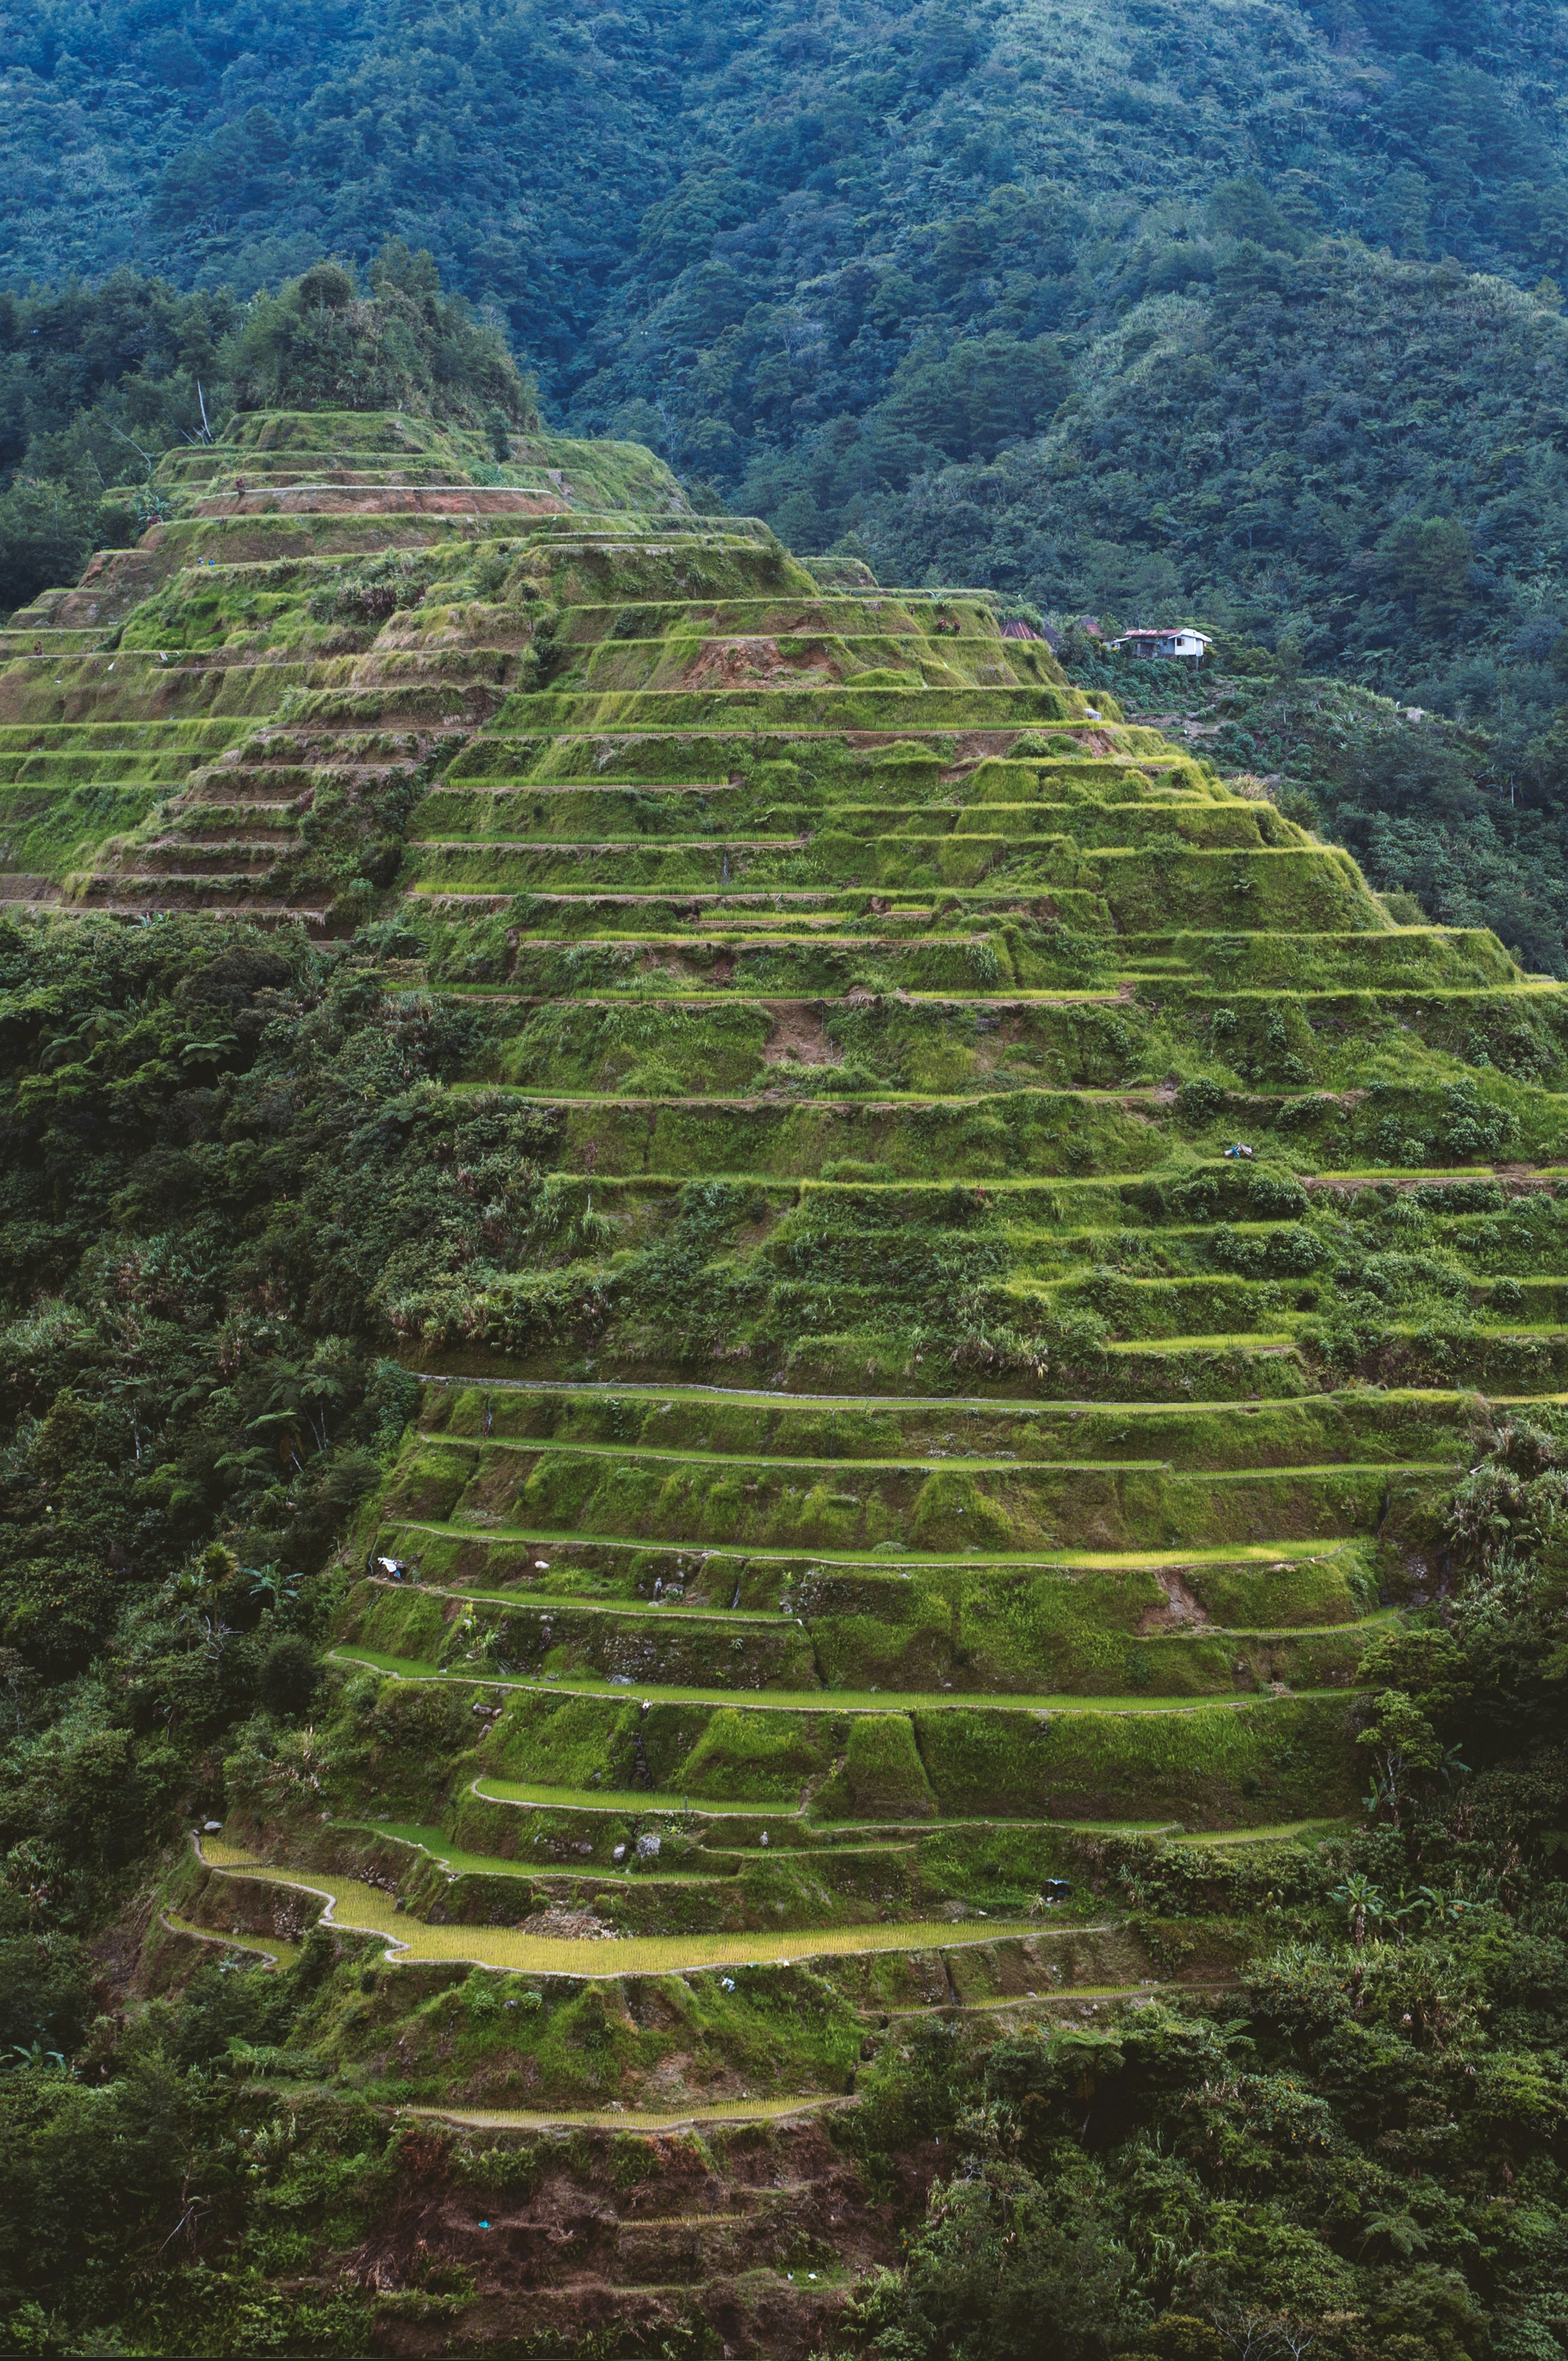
[761,1004,840,1066]
[684,637,843,691]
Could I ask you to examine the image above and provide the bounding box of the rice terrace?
[4,4,1568,2357]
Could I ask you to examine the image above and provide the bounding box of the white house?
[1109,626,1213,661]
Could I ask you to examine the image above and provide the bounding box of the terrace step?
[191,484,566,517]
[0,627,112,653]
[194,1831,1079,1979]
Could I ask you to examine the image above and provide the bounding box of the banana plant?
[245,1564,303,1611]
[1330,1870,1385,1949]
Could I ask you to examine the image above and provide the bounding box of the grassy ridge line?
[468,1779,1184,1833]
[354,1807,1337,1865]
[347,1816,915,1882]
[1177,1819,1345,1848]
[871,1983,1235,2019]
[376,1520,1367,1570]
[330,1644,1363,1715]
[384,1574,1399,1646]
[409,1577,785,1627]
[412,1373,1511,1412]
[407,1992,1229,2123]
[195,1838,1044,1979]
[433,989,1131,1003]
[413,1434,1461,1474]
[396,1165,1563,1197]
[409,2097,854,2130]
[472,1776,810,1815]
[158,1911,301,1971]
[356,1818,911,1876]
[446,1083,1181,1105]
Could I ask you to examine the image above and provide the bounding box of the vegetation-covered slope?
[2,398,1568,2357]
[1058,637,1568,978]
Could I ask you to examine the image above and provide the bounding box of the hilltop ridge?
[0,407,687,924]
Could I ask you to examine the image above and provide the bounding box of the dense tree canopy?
[223,245,537,423]
[8,0,1568,712]
[0,246,531,611]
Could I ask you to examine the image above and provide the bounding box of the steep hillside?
[0,405,687,921]
[860,243,1568,714]
[10,0,1568,361]
[1057,639,1568,976]
[5,407,1568,2353]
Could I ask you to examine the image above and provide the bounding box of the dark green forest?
[9,0,1568,697]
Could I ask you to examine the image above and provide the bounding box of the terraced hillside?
[16,407,1568,2350]
[0,407,685,924]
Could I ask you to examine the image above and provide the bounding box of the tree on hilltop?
[222,242,539,428]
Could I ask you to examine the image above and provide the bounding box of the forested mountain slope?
[9,0,1568,366]
[10,3,1568,800]
[849,247,1568,704]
